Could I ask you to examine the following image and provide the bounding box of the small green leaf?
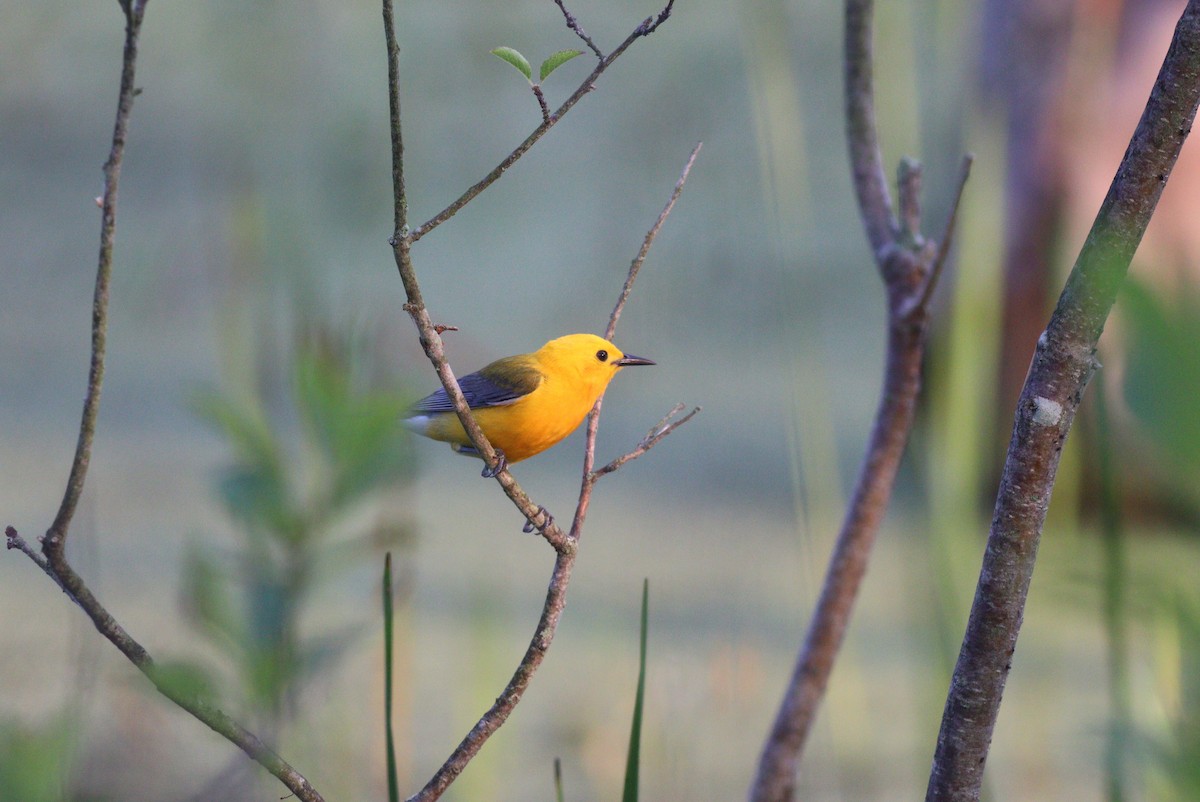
[491,47,532,81]
[540,49,583,82]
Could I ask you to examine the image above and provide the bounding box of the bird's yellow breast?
[420,358,610,463]
[473,381,593,462]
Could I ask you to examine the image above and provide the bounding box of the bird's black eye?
[596,349,609,362]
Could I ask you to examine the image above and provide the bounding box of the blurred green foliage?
[0,716,82,802]
[1121,278,1200,484]
[1145,594,1200,800]
[184,319,417,725]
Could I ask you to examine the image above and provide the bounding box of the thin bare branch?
[591,404,701,479]
[605,142,702,341]
[397,141,697,798]
[43,0,147,558]
[407,0,676,244]
[896,157,923,243]
[6,6,327,800]
[638,0,676,37]
[554,0,604,60]
[751,307,927,802]
[383,0,409,236]
[399,276,572,551]
[575,143,700,539]
[42,549,325,802]
[927,4,1200,798]
[386,0,678,544]
[384,1,570,552]
[6,527,69,597]
[406,551,574,801]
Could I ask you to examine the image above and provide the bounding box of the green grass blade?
[622,579,649,802]
[553,756,565,802]
[383,552,400,802]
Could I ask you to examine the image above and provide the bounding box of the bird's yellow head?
[534,333,655,399]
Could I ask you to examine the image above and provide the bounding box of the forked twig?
[408,0,676,244]
[591,403,702,479]
[386,0,572,554]
[575,144,704,537]
[749,0,971,798]
[7,4,326,801]
[902,154,974,319]
[554,0,604,60]
[6,527,68,596]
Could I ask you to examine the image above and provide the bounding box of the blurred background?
[3,0,1200,799]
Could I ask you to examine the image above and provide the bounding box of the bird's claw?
[481,449,508,479]
[523,505,553,534]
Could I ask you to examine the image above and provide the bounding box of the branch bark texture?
[926,4,1200,799]
[749,1,972,798]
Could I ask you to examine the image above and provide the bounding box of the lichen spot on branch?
[1031,396,1063,426]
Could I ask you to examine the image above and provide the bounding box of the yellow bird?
[404,333,655,475]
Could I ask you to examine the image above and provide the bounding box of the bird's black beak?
[615,354,655,367]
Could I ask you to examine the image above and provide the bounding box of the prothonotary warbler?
[404,333,655,475]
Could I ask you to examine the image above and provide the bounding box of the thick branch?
[750,306,927,802]
[749,1,973,797]
[926,4,1200,799]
